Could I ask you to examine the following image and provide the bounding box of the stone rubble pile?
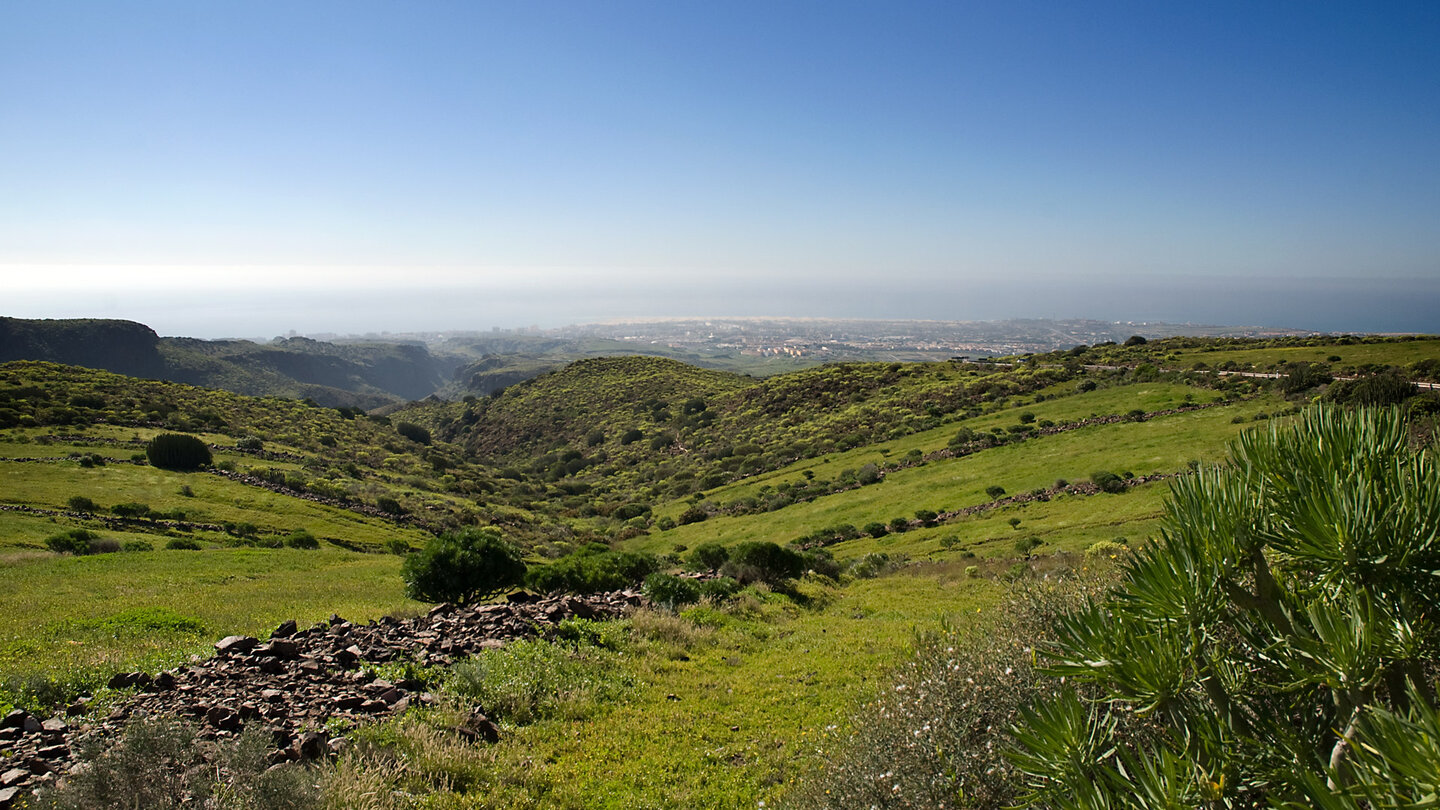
[0,589,641,808]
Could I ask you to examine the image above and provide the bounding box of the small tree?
[145,433,212,471]
[402,527,526,605]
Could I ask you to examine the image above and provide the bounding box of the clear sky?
[3,1,1437,337]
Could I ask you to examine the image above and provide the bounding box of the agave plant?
[1009,406,1440,807]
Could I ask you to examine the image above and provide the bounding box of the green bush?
[110,502,152,518]
[986,485,1007,499]
[283,529,319,550]
[121,540,153,552]
[395,421,431,444]
[66,495,98,512]
[863,521,888,538]
[1011,407,1440,807]
[45,529,101,555]
[1090,470,1126,493]
[144,433,212,471]
[235,435,264,451]
[613,502,652,521]
[721,541,805,586]
[698,576,741,601]
[641,572,701,610]
[449,638,633,725]
[402,527,526,605]
[165,538,201,550]
[689,542,730,571]
[527,547,658,594]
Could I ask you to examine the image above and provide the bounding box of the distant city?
[307,317,1320,362]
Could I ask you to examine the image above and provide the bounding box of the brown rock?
[215,635,259,655]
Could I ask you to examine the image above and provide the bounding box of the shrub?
[857,463,881,485]
[395,421,431,445]
[863,521,888,538]
[1083,539,1126,560]
[67,495,98,512]
[986,485,1007,499]
[1090,470,1126,493]
[889,516,910,533]
[38,715,315,809]
[848,552,903,579]
[619,428,643,445]
[122,540,153,552]
[698,576,741,601]
[236,435,263,451]
[1012,406,1440,806]
[376,496,405,514]
[45,529,100,555]
[165,538,201,550]
[613,502,651,521]
[385,537,410,555]
[788,581,1099,809]
[110,502,152,518]
[802,549,843,580]
[283,529,319,550]
[721,541,805,586]
[642,572,701,610]
[527,548,658,594]
[655,516,676,531]
[144,433,212,471]
[915,509,939,526]
[402,527,526,605]
[689,542,730,571]
[1325,370,1418,408]
[677,504,709,525]
[1013,535,1042,554]
[449,638,633,725]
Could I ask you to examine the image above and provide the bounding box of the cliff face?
[0,319,456,406]
[0,318,166,378]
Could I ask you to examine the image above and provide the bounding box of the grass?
[1167,336,1440,370]
[685,380,1215,509]
[338,570,1004,809]
[637,392,1288,557]
[0,546,420,713]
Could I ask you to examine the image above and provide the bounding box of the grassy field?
[339,569,1002,809]
[0,546,420,707]
[1165,336,1440,370]
[639,391,1288,558]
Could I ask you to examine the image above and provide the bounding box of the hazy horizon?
[4,3,1437,337]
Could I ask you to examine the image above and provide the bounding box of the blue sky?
[2,1,1437,336]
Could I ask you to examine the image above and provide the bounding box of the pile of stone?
[0,589,641,807]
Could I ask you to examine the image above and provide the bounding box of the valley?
[0,331,1436,808]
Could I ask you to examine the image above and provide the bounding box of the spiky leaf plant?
[1010,407,1440,807]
